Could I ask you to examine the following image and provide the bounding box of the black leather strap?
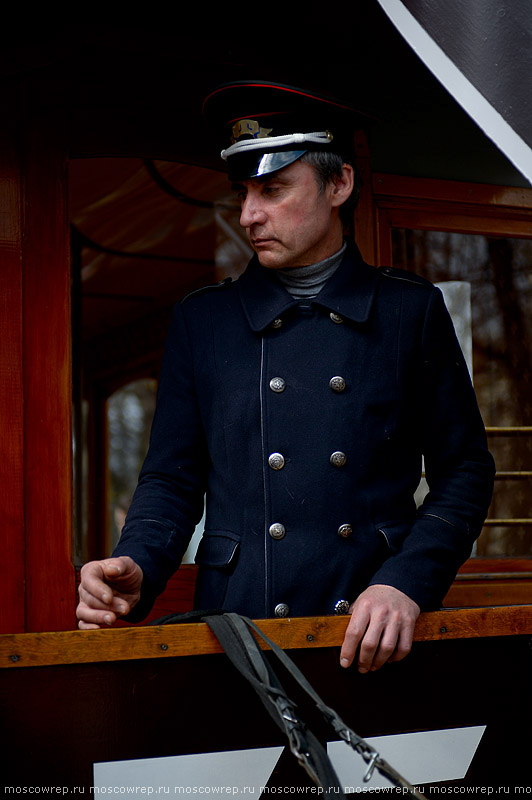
[204,613,344,797]
[154,610,423,799]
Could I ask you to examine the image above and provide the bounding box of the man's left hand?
[339,584,420,673]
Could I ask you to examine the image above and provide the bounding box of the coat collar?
[236,241,379,332]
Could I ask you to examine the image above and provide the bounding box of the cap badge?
[231,119,273,143]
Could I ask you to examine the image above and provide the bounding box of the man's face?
[234,159,344,270]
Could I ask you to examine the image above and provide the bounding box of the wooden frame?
[2,606,532,668]
[372,173,532,267]
[0,97,76,634]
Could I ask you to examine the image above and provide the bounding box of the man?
[77,81,495,674]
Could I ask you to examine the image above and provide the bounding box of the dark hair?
[301,150,360,227]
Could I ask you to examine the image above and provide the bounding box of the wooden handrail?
[1,606,531,670]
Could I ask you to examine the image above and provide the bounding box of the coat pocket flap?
[376,520,412,552]
[195,530,241,568]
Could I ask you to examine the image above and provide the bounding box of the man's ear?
[330,164,354,207]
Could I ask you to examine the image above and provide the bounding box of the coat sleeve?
[112,302,208,620]
[368,285,496,609]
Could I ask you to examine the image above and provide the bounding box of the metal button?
[329,312,343,324]
[334,599,350,615]
[269,377,286,393]
[269,523,286,540]
[274,603,290,618]
[271,318,283,329]
[338,524,353,539]
[268,452,285,470]
[329,376,346,393]
[330,451,347,468]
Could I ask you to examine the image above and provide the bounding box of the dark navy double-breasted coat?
[114,243,495,620]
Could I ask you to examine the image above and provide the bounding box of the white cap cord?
[221,130,333,160]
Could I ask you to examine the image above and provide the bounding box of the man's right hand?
[76,556,143,630]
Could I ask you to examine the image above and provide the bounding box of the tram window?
[392,229,532,557]
[70,158,246,565]
[107,379,157,551]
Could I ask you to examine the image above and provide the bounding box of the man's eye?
[231,184,246,200]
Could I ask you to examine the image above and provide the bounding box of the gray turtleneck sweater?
[275,242,347,300]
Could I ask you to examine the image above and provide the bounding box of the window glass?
[392,230,532,557]
[107,379,157,550]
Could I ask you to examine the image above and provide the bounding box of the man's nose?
[239,194,267,228]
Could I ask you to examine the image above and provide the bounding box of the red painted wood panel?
[0,106,25,633]
[22,110,76,631]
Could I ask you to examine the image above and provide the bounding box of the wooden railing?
[2,605,532,669]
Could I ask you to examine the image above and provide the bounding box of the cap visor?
[228,149,307,182]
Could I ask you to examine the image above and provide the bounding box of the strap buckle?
[363,752,380,783]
